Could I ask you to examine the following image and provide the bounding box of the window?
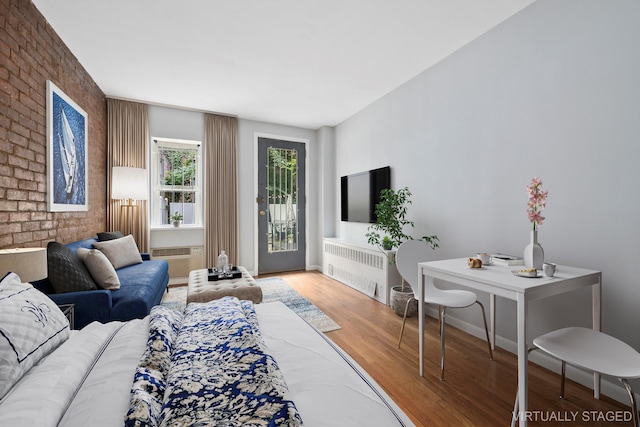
[266,146,298,252]
[151,138,202,227]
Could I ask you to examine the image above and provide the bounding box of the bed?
[0,272,414,426]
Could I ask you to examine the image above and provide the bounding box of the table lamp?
[0,247,48,283]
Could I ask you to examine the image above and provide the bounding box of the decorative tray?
[207,267,242,281]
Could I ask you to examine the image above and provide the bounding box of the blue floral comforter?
[125,297,303,427]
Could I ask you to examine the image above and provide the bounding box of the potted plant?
[170,211,183,227]
[365,187,439,316]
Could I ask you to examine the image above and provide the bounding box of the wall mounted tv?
[340,166,391,223]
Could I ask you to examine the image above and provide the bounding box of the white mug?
[543,263,557,277]
[477,253,491,265]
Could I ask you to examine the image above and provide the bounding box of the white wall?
[318,126,336,240]
[333,0,640,397]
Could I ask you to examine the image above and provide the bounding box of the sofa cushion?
[47,242,97,293]
[0,273,70,399]
[77,248,121,290]
[97,231,124,241]
[94,235,143,269]
[110,260,169,322]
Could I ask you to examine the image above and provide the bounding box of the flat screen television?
[340,166,391,223]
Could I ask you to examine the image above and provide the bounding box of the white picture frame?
[46,80,88,212]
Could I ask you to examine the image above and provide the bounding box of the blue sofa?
[33,237,169,329]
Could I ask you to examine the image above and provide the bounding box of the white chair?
[511,327,640,427]
[395,240,493,380]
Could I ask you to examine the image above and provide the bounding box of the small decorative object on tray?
[208,266,242,281]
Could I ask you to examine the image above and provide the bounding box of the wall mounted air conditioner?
[151,246,204,280]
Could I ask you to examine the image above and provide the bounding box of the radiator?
[151,246,204,279]
[322,238,401,305]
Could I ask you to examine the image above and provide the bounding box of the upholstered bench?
[187,266,263,304]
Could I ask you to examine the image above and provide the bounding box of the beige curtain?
[106,99,149,252]
[204,114,238,267]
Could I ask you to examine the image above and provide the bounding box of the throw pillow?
[97,231,124,242]
[93,234,143,270]
[47,241,97,293]
[77,248,121,290]
[0,272,71,399]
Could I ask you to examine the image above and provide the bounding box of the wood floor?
[262,270,631,427]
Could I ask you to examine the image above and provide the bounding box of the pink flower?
[526,177,548,230]
[527,210,545,225]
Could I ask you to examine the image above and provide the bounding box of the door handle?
[256,197,265,203]
[259,210,266,216]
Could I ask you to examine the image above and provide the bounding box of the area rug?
[160,277,340,332]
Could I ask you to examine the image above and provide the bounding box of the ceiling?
[32,0,535,130]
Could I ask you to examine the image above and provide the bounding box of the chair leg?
[559,360,567,399]
[397,296,416,348]
[511,390,520,427]
[474,301,494,360]
[621,379,639,427]
[440,306,446,381]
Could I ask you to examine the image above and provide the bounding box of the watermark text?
[512,410,632,423]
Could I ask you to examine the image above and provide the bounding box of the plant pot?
[390,285,417,317]
[382,237,393,250]
[172,220,182,227]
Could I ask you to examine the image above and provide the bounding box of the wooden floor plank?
[262,270,632,426]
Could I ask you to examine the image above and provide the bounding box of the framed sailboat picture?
[46,81,88,212]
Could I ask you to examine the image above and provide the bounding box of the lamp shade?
[112,167,148,201]
[0,247,47,283]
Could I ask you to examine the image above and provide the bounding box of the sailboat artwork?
[46,80,88,212]
[58,108,77,196]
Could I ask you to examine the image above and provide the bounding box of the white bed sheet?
[0,318,148,427]
[0,302,414,426]
[256,302,414,427]
[59,318,148,427]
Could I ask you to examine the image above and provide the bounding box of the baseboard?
[168,277,188,286]
[252,266,321,277]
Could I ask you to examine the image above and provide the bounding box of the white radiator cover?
[151,246,204,279]
[322,238,401,305]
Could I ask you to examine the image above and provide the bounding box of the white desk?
[418,258,601,427]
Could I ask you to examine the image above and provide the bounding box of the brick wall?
[0,0,107,249]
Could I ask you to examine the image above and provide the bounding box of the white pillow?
[93,234,143,270]
[0,273,70,399]
[77,248,121,290]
